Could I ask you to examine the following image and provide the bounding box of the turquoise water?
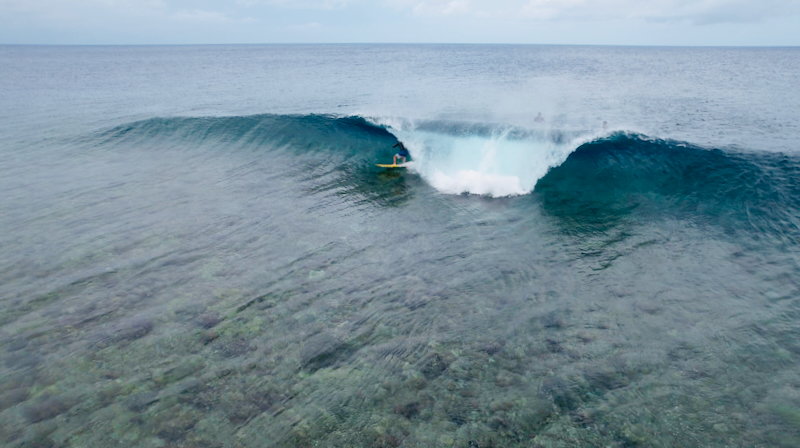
[1,45,800,447]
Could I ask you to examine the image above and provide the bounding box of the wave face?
[99,114,397,161]
[83,113,800,245]
[98,114,800,219]
[537,132,800,238]
[95,113,800,242]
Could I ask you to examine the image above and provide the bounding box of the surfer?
[534,112,545,123]
[393,142,410,165]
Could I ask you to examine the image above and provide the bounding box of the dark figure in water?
[534,112,545,123]
[393,142,410,165]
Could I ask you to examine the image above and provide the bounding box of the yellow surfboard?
[377,162,412,168]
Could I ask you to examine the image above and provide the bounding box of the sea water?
[1,45,800,447]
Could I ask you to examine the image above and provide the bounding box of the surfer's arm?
[393,143,400,148]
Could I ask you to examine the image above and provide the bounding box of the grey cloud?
[390,0,800,25]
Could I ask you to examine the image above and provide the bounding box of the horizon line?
[2,42,799,48]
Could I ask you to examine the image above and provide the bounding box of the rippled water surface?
[1,45,800,447]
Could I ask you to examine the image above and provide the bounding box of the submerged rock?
[196,312,222,329]
[0,388,28,412]
[480,341,505,356]
[198,330,218,345]
[540,376,582,412]
[25,395,77,423]
[393,402,420,419]
[114,317,154,342]
[127,392,159,413]
[420,353,454,380]
[218,338,253,359]
[300,332,347,370]
[154,357,206,386]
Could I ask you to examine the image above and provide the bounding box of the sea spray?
[380,119,584,197]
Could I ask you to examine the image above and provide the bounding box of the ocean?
[1,44,799,447]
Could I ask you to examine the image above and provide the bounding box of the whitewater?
[375,118,587,197]
[1,45,800,448]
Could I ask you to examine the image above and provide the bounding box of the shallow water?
[1,45,800,447]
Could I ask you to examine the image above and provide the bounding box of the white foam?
[430,169,526,197]
[378,120,581,197]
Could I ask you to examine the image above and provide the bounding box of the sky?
[1,0,799,46]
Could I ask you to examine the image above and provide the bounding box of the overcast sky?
[1,0,799,46]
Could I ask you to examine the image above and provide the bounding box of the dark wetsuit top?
[393,142,410,158]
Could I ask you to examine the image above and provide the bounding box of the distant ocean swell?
[95,113,800,236]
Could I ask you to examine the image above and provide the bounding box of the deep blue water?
[1,45,800,448]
